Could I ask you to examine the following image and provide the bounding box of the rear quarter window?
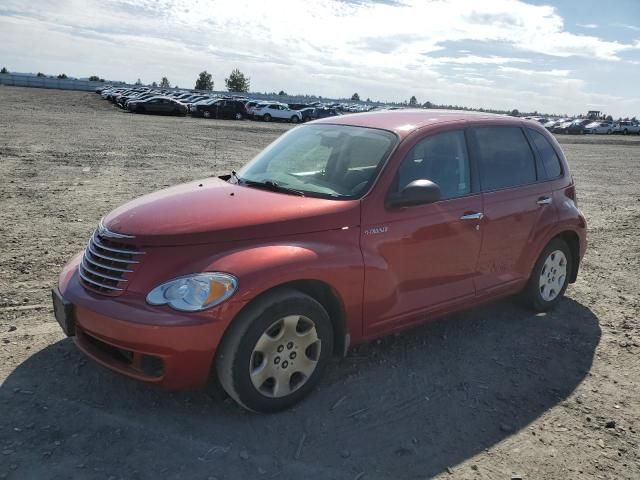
[528,129,563,179]
[474,126,537,191]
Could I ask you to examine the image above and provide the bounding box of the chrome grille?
[79,227,144,295]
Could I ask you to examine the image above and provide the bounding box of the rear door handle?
[537,196,553,206]
[460,212,484,220]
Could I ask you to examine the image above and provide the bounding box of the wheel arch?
[221,279,349,359]
[527,229,582,285]
[556,230,580,283]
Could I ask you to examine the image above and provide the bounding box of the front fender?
[203,229,365,343]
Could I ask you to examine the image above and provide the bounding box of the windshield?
[237,124,397,199]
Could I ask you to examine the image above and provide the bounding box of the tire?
[215,288,334,413]
[235,112,243,120]
[623,129,628,135]
[607,130,612,135]
[263,114,272,122]
[522,238,572,312]
[290,115,300,124]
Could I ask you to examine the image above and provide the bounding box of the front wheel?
[234,112,244,120]
[263,114,272,122]
[215,289,333,413]
[290,115,300,124]
[522,238,572,312]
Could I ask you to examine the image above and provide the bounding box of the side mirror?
[386,179,441,208]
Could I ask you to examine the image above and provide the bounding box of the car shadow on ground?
[0,296,600,480]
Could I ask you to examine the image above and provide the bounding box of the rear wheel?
[290,115,300,124]
[523,238,572,312]
[623,129,629,135]
[263,114,272,122]
[215,289,333,413]
[235,112,244,120]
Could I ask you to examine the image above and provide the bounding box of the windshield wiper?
[239,178,306,197]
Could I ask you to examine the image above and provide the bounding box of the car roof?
[312,109,525,138]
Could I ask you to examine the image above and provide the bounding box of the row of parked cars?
[525,116,640,135]
[96,86,639,134]
[96,85,348,123]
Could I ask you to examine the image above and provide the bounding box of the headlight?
[146,273,238,312]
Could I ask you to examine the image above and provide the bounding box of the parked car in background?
[566,119,591,134]
[543,120,560,131]
[584,122,613,134]
[253,103,303,123]
[246,101,270,119]
[182,95,211,108]
[117,89,151,108]
[191,99,247,119]
[550,120,572,134]
[298,107,316,122]
[123,92,157,108]
[128,97,187,115]
[612,121,640,135]
[53,110,586,413]
[315,108,341,119]
[287,103,311,111]
[102,88,126,101]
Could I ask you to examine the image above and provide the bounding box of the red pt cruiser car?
[53,110,587,412]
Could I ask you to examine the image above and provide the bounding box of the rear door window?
[528,129,563,179]
[474,127,537,191]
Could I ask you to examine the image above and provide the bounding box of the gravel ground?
[0,86,639,480]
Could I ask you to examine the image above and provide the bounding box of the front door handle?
[537,196,553,206]
[460,212,484,220]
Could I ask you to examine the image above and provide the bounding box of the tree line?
[152,68,251,93]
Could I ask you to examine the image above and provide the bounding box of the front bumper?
[55,255,227,390]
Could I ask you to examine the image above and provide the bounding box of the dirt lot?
[0,86,639,480]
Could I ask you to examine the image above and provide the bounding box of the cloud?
[613,23,640,32]
[427,55,531,66]
[577,23,599,29]
[498,66,571,77]
[0,0,639,116]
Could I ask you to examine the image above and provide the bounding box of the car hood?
[103,177,360,246]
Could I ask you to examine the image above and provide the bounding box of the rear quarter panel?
[523,126,587,272]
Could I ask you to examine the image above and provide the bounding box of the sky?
[1,0,639,117]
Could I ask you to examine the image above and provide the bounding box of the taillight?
[565,184,577,206]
